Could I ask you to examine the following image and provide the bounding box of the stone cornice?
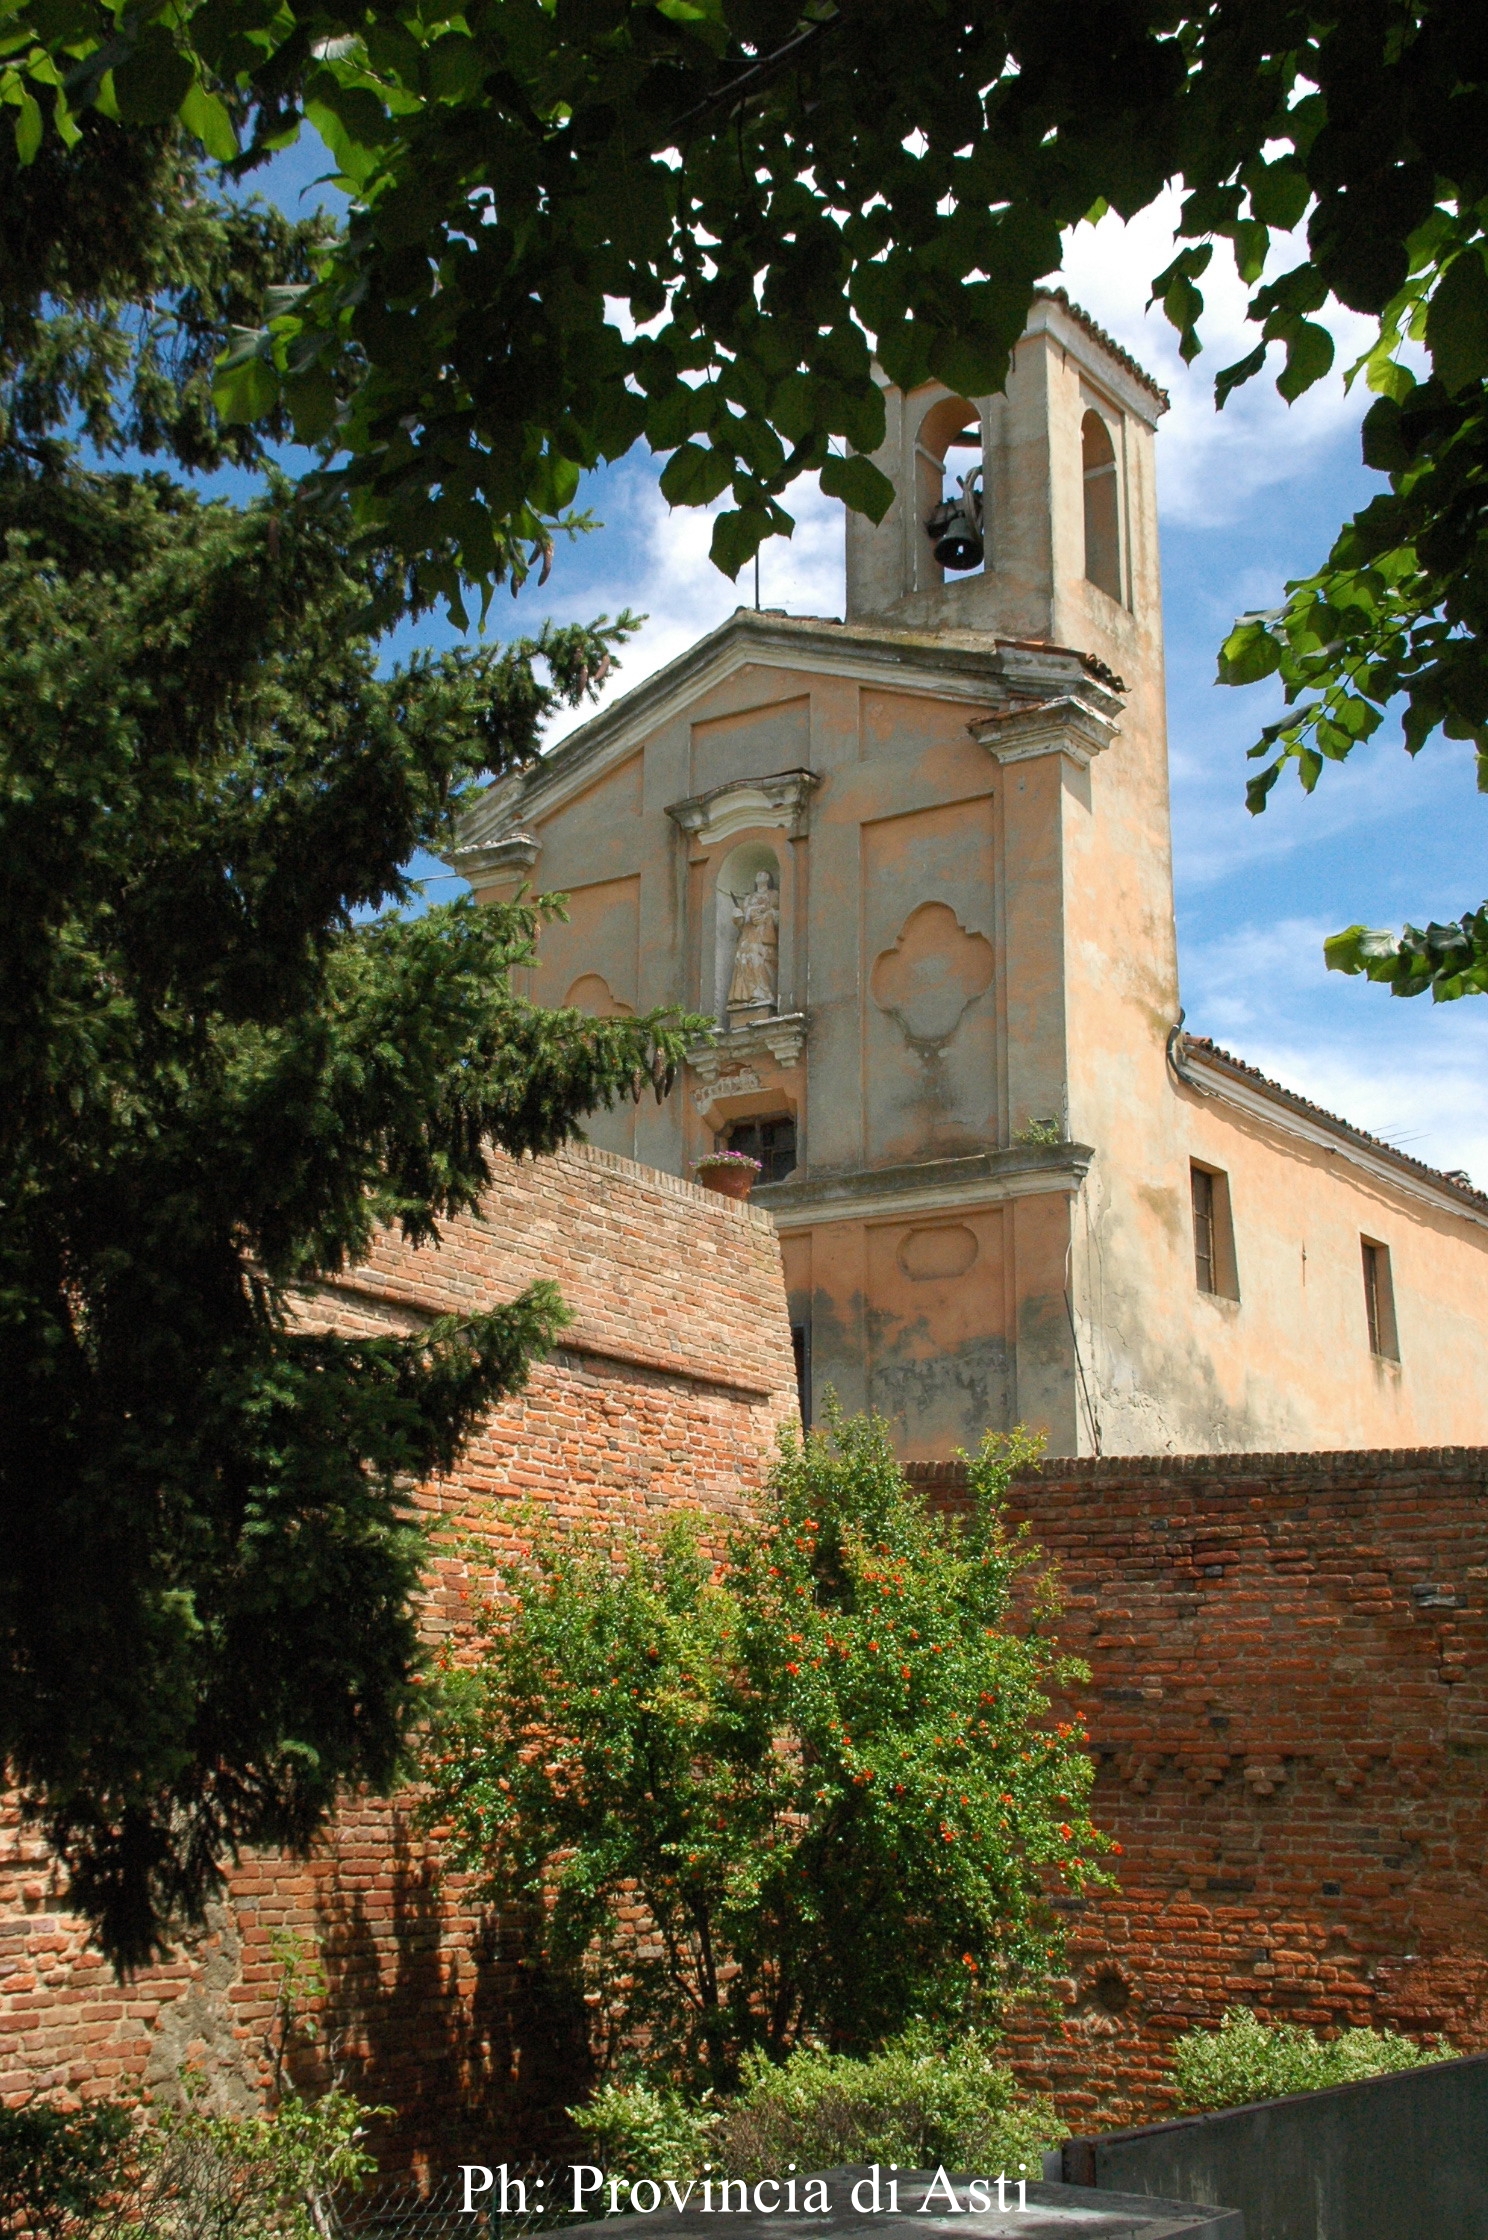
[448,613,1124,857]
[666,768,819,847]
[1030,288,1170,422]
[754,1141,1093,1230]
[447,829,541,882]
[970,692,1121,770]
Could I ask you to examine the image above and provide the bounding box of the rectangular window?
[725,1113,797,1184]
[1192,1166,1215,1293]
[790,1322,812,1428]
[1191,1163,1239,1299]
[1362,1239,1400,1360]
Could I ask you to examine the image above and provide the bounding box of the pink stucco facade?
[453,292,1488,1457]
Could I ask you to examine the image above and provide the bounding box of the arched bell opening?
[1082,408,1122,603]
[913,392,986,583]
[713,839,782,1023]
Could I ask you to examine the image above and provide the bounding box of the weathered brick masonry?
[6,1180,1486,2160]
[0,1145,799,2175]
[911,1448,1488,2128]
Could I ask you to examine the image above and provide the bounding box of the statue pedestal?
[687,1013,809,1082]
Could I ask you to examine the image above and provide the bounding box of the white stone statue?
[727,870,780,1012]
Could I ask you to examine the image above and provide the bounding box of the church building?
[451,290,1488,1458]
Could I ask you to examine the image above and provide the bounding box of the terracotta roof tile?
[1036,286,1170,409]
[1180,1034,1486,1208]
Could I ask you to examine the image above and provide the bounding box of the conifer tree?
[0,119,691,1968]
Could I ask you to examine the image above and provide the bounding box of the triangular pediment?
[450,606,1108,862]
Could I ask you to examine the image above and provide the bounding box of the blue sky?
[261,149,1488,1181]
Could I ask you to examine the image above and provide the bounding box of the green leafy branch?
[1324,907,1488,1003]
[0,0,240,164]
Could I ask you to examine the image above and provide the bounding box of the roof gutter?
[1165,1010,1214,1099]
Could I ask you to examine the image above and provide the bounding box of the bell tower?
[825,287,1182,1451]
[845,288,1167,694]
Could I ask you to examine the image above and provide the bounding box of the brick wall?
[0,1146,799,2173]
[909,1448,1488,2130]
[9,1208,1487,2164]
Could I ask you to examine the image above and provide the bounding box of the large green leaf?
[179,80,238,162]
[710,503,774,579]
[659,441,733,507]
[112,27,194,125]
[10,86,42,161]
[1425,247,1488,394]
[213,338,280,424]
[1216,618,1282,686]
[1275,318,1334,401]
[819,452,894,523]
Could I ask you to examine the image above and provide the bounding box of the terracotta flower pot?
[694,1159,760,1202]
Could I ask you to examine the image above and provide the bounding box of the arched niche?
[1082,408,1122,603]
[912,391,985,586]
[713,839,781,1022]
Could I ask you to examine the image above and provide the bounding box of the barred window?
[724,1113,797,1184]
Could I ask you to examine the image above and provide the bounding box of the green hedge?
[1171,2006,1448,2113]
[570,2027,1056,2184]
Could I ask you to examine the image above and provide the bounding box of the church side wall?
[913,1447,1488,2129]
[0,1147,798,2177]
[1077,1066,1488,1455]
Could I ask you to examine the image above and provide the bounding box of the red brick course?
[0,1146,798,2173]
[7,1181,1486,2169]
[910,1448,1488,2130]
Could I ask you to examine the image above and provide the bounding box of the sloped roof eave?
[451,607,1108,853]
[1179,1034,1488,1215]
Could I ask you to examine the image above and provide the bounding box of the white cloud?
[1182,912,1343,1031]
[1234,1030,1488,1185]
[1180,915,1488,1181]
[541,460,846,737]
[1170,731,1450,895]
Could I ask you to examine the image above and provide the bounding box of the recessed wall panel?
[691,696,810,795]
[865,1207,1011,1454]
[531,874,640,1158]
[861,796,997,1165]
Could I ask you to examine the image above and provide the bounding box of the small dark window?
[790,1322,811,1428]
[1191,1162,1239,1299]
[1082,409,1121,602]
[724,1113,797,1183]
[1362,1239,1400,1360]
[1192,1165,1216,1293]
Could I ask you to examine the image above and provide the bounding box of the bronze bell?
[925,468,984,570]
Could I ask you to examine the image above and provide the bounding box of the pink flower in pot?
[693,1151,763,1202]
